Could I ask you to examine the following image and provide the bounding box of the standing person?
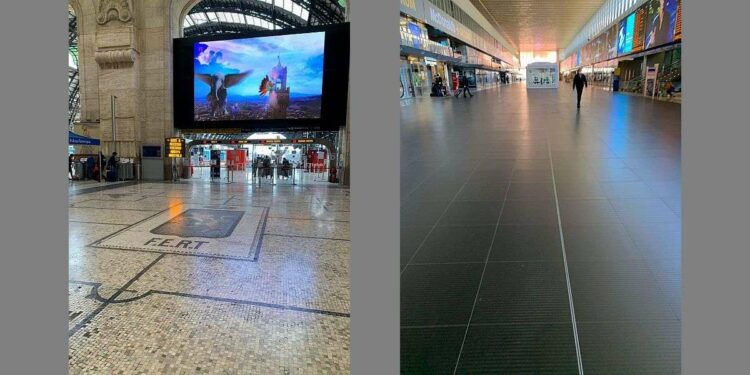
[99,152,106,181]
[68,154,74,181]
[573,69,588,108]
[86,156,95,180]
[435,74,446,96]
[107,152,119,182]
[451,73,459,96]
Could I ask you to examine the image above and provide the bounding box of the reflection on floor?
[69,180,350,374]
[401,85,680,374]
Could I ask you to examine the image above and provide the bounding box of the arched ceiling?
[183,0,344,37]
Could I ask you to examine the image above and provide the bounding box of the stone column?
[339,0,351,186]
[93,0,141,159]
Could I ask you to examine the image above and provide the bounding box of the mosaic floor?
[69,179,350,374]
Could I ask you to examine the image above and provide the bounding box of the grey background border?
[349,0,400,373]
[4,0,750,373]
[0,0,69,373]
[683,0,750,373]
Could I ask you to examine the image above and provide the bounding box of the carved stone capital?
[97,0,134,25]
[95,48,137,69]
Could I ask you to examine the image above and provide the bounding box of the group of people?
[453,73,474,98]
[430,75,448,97]
[254,156,293,180]
[429,71,517,99]
[68,152,120,182]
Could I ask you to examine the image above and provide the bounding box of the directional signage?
[165,137,186,158]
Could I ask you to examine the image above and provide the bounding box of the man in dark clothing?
[107,152,119,182]
[573,69,588,108]
[455,74,474,98]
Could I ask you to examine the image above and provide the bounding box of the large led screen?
[173,23,350,132]
[193,32,325,122]
[624,13,636,54]
[607,25,618,59]
[645,0,680,49]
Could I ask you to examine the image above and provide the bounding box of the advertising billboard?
[607,25,618,59]
[193,32,325,122]
[624,12,636,54]
[407,22,424,49]
[173,23,350,131]
[645,0,680,49]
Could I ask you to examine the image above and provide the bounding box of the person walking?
[455,73,474,98]
[573,69,588,108]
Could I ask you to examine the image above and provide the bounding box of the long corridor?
[400,85,681,373]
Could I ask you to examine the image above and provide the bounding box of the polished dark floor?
[401,85,681,374]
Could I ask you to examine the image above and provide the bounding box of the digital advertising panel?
[193,32,325,122]
[607,25,618,59]
[173,23,350,132]
[624,12,636,54]
[646,0,680,49]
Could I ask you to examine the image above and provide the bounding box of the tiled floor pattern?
[69,180,350,374]
[401,85,681,374]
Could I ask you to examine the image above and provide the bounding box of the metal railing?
[181,163,335,186]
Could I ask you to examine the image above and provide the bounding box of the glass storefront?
[474,69,500,88]
[400,57,413,99]
[399,55,432,98]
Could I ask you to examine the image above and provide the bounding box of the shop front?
[407,56,431,97]
[473,68,499,88]
[425,58,453,96]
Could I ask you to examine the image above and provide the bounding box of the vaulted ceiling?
[468,0,608,52]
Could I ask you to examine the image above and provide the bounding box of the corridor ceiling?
[468,0,608,52]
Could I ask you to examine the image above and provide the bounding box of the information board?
[165,137,186,158]
[674,0,682,40]
[632,6,648,52]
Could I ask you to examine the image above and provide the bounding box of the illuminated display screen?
[624,13,636,54]
[165,138,186,158]
[173,23,350,132]
[632,6,648,52]
[194,32,325,122]
[645,0,680,49]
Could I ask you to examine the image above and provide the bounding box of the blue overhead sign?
[68,131,100,146]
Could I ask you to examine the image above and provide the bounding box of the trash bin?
[612,77,620,92]
[118,163,133,180]
[73,162,84,180]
